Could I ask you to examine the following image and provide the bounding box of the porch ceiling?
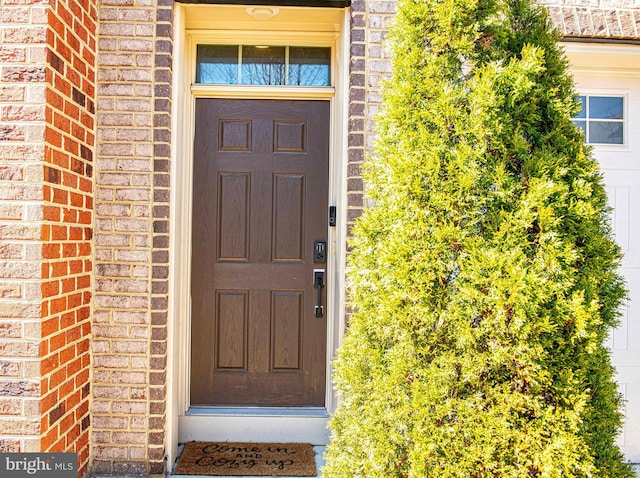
[183,4,345,32]
[177,0,349,6]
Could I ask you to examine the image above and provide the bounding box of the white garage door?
[572,60,640,463]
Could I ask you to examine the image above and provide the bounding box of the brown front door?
[190,99,330,407]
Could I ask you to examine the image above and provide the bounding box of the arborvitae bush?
[323,0,633,475]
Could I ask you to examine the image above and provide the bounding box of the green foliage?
[323,0,632,475]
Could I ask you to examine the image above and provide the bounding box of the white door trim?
[167,4,350,465]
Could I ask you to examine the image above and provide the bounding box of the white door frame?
[167,3,350,466]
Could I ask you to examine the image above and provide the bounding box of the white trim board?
[168,3,350,461]
[179,408,330,444]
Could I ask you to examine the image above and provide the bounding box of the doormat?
[174,441,317,476]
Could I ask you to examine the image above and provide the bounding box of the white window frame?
[573,91,628,148]
[195,44,333,87]
[189,30,338,99]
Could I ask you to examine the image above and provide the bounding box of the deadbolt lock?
[314,240,327,263]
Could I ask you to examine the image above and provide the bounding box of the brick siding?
[347,0,396,229]
[92,0,172,473]
[0,0,638,475]
[42,0,96,472]
[0,0,47,455]
[543,0,640,39]
[0,0,96,475]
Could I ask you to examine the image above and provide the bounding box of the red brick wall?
[0,0,96,474]
[41,0,96,473]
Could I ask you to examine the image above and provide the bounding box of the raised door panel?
[271,291,303,371]
[272,174,305,262]
[217,173,250,262]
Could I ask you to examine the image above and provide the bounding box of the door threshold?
[179,408,331,445]
[187,407,329,417]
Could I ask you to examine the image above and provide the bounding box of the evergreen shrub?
[323,0,632,475]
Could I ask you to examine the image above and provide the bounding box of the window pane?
[196,45,239,84]
[288,47,331,86]
[574,96,586,118]
[589,96,623,119]
[573,120,586,137]
[589,121,623,144]
[241,46,286,85]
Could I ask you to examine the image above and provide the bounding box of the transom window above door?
[196,45,331,86]
[572,95,625,145]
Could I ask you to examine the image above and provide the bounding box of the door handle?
[314,269,325,318]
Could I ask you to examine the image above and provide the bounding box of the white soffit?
[563,42,640,77]
[184,4,344,32]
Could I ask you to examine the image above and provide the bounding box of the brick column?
[92,0,172,473]
[347,0,395,231]
[41,0,96,471]
[149,0,173,472]
[0,0,96,475]
[347,0,366,231]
